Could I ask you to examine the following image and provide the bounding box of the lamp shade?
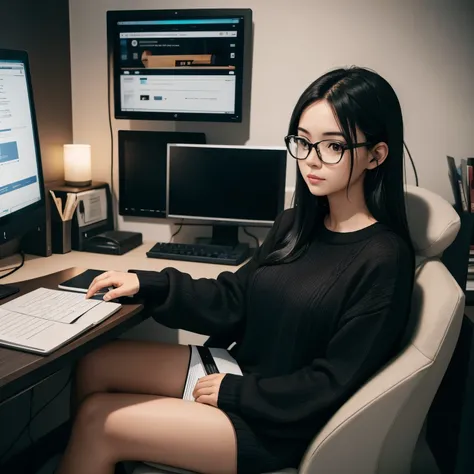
[63,144,92,187]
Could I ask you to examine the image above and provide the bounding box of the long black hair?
[266,66,413,264]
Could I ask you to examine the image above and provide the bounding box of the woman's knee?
[73,393,109,446]
[73,393,116,459]
[75,392,107,428]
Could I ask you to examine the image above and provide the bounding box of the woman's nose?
[306,147,323,168]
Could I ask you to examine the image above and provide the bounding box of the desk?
[0,242,238,286]
[0,268,145,406]
[0,244,238,405]
[0,245,239,472]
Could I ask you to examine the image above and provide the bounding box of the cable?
[107,49,115,221]
[0,265,20,273]
[169,221,184,243]
[243,227,259,249]
[0,252,24,280]
[404,142,419,186]
[0,372,72,466]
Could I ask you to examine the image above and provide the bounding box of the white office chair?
[128,185,464,474]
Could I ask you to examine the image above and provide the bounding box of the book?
[461,158,470,212]
[447,156,468,212]
[468,158,474,212]
[58,269,106,293]
[182,346,242,401]
[49,190,78,221]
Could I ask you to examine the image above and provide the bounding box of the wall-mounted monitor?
[107,9,252,123]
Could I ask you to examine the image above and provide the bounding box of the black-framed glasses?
[284,135,372,164]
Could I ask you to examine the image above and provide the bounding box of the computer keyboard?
[2,287,101,324]
[146,242,250,265]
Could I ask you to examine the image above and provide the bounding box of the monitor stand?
[0,238,21,300]
[196,224,248,251]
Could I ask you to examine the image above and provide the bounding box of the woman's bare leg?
[57,392,237,474]
[73,339,190,408]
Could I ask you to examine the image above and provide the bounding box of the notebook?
[58,269,105,293]
[182,346,243,401]
[0,287,121,354]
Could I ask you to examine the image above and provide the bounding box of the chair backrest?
[299,185,465,474]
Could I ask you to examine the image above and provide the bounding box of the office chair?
[128,185,464,474]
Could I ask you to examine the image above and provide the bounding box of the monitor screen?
[0,57,42,223]
[107,9,252,123]
[118,130,206,218]
[167,144,287,225]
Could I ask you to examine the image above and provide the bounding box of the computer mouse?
[90,292,120,304]
[90,291,135,305]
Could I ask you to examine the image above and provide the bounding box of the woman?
[57,67,415,474]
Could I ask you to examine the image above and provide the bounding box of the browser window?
[0,60,41,218]
[113,17,244,117]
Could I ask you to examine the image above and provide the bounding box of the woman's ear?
[367,142,389,170]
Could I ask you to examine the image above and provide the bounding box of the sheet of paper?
[64,193,78,220]
[76,188,107,227]
[49,190,64,220]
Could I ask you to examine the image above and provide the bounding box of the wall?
[0,0,73,464]
[69,0,474,243]
[0,0,73,182]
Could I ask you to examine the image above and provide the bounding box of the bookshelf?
[440,210,474,298]
[426,209,474,473]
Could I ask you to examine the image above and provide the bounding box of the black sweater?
[134,209,414,444]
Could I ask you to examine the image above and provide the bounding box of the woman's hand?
[86,271,139,301]
[193,373,226,407]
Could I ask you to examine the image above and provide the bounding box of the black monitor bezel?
[0,48,45,244]
[107,8,252,123]
[166,144,287,227]
[117,129,207,218]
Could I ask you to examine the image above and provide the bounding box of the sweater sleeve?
[129,210,292,338]
[217,241,414,439]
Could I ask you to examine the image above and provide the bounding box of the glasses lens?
[318,140,345,164]
[287,136,310,159]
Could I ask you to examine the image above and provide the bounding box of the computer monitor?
[167,144,287,246]
[0,49,45,248]
[118,130,206,218]
[107,8,252,123]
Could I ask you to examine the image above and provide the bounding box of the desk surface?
[0,242,239,286]
[0,245,239,404]
[0,268,146,405]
